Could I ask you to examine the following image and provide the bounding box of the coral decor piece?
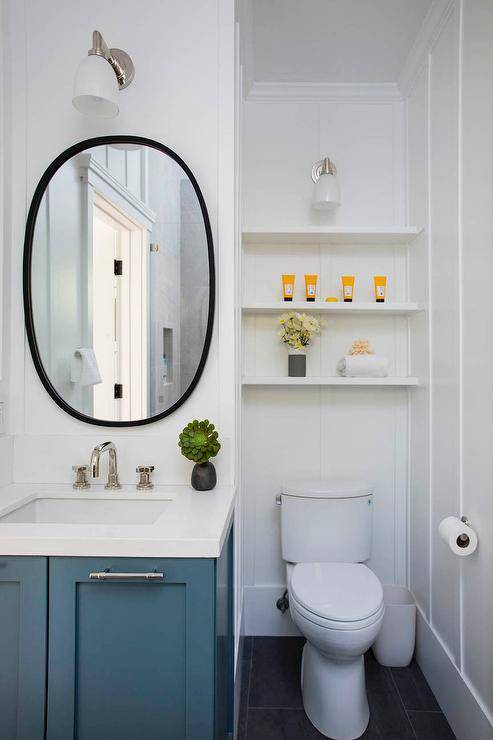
[348,339,374,356]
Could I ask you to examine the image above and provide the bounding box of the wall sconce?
[72,30,135,118]
[311,157,341,210]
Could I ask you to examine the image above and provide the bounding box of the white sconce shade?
[312,157,341,210]
[72,31,135,118]
[72,54,119,118]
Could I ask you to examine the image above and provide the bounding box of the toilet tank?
[280,479,374,563]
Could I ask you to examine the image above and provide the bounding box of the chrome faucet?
[90,441,121,490]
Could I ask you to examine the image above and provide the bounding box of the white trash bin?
[372,585,416,667]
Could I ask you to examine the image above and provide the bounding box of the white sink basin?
[0,497,170,525]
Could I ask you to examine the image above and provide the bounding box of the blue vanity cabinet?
[0,557,48,740]
[46,529,234,740]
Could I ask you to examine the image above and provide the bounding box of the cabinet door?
[47,557,215,740]
[0,556,47,740]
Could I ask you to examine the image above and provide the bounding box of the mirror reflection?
[30,141,212,424]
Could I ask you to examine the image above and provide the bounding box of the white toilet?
[280,479,384,740]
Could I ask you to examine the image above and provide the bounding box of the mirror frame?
[23,135,215,427]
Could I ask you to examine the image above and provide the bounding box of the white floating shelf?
[242,302,421,316]
[242,226,422,246]
[242,377,419,387]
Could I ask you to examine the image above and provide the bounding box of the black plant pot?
[191,461,217,491]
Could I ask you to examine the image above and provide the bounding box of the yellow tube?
[282,274,295,301]
[304,274,318,302]
[373,275,387,303]
[341,275,355,302]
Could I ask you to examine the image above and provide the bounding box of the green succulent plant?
[178,419,221,464]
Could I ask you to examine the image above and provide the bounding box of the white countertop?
[0,483,236,558]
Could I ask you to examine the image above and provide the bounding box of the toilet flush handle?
[275,494,282,506]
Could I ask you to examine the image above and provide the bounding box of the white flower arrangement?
[278,311,323,351]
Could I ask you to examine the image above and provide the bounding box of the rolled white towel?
[337,355,389,378]
[70,348,102,387]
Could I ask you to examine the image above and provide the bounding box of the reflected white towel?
[337,355,389,378]
[70,348,102,386]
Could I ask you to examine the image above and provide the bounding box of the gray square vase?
[288,353,306,377]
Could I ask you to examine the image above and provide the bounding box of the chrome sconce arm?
[88,30,134,89]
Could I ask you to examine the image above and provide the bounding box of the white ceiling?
[251,0,432,84]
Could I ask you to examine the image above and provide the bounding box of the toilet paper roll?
[438,516,478,557]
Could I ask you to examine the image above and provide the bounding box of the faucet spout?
[90,441,121,490]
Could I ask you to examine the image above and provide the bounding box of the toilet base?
[301,642,370,740]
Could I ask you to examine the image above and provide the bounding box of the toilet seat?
[290,562,383,629]
[290,593,384,631]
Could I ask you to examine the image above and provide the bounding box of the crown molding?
[246,81,402,103]
[398,0,457,96]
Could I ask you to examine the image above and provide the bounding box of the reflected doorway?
[92,193,148,421]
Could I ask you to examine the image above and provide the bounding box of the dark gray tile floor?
[238,637,456,740]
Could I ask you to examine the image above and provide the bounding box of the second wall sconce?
[312,156,341,210]
[72,30,135,118]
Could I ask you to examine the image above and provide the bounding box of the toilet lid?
[290,562,383,623]
[282,478,373,499]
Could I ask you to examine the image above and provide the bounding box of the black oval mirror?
[23,136,215,426]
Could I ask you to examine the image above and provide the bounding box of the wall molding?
[398,0,457,96]
[79,153,156,231]
[246,81,402,103]
[416,608,493,740]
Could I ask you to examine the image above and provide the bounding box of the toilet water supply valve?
[274,493,288,612]
[275,492,289,613]
[276,590,289,614]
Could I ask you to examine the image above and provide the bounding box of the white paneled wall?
[461,0,493,729]
[243,385,409,635]
[407,1,493,737]
[429,0,461,661]
[2,0,236,478]
[0,2,12,477]
[243,98,405,228]
[408,65,431,617]
[242,93,411,635]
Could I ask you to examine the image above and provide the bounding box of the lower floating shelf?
[242,376,419,387]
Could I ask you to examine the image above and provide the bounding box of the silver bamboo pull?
[89,571,164,581]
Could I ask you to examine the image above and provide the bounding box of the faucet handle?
[72,465,90,490]
[136,465,155,490]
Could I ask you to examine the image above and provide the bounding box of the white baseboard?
[244,585,301,636]
[415,608,493,740]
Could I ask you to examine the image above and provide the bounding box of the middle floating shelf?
[242,302,422,316]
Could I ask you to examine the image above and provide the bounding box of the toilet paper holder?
[458,516,472,548]
[439,515,478,556]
